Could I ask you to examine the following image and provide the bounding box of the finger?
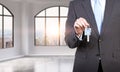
[74,26,83,35]
[80,20,87,28]
[76,19,85,28]
[75,18,88,31]
[75,23,85,31]
[78,17,90,28]
[76,18,87,28]
[81,18,90,27]
[74,23,80,29]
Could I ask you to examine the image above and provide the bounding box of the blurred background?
[0,0,76,72]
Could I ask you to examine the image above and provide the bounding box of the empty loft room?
[0,0,75,72]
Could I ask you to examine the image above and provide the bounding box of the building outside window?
[0,4,14,48]
[35,6,68,46]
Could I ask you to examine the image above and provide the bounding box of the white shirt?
[91,0,106,27]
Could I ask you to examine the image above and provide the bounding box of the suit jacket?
[65,0,120,72]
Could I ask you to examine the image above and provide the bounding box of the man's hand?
[74,17,90,36]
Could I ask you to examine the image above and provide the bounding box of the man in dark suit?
[65,0,120,72]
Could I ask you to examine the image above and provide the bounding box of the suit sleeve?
[65,1,87,48]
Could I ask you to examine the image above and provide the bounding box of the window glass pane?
[0,5,2,15]
[35,18,45,45]
[4,17,13,48]
[46,7,58,16]
[46,18,59,45]
[4,7,11,15]
[60,7,68,16]
[60,18,67,45]
[37,10,45,16]
[0,16,2,48]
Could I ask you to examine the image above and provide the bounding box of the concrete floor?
[0,56,74,72]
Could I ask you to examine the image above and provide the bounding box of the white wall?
[25,0,76,56]
[0,0,23,60]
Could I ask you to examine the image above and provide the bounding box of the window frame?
[34,6,68,46]
[0,3,14,48]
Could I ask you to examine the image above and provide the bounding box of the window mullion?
[2,6,4,48]
[45,9,47,46]
[12,16,14,47]
[58,6,60,46]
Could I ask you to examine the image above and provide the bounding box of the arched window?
[35,6,68,46]
[0,4,14,48]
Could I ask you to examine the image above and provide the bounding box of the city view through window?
[35,6,68,46]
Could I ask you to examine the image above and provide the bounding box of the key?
[84,28,91,42]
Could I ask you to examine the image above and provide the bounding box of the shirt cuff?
[76,33,83,41]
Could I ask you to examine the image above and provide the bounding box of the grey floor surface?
[0,56,74,72]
